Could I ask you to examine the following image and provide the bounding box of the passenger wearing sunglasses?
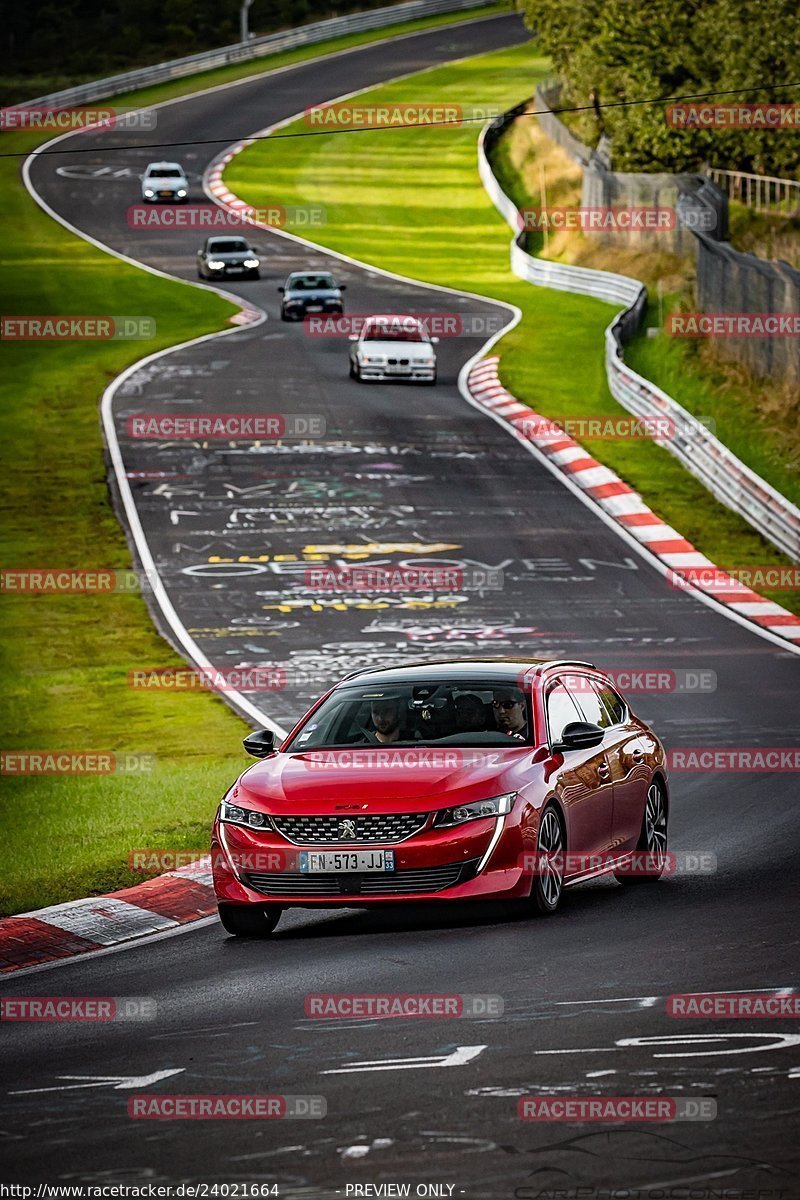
[492,688,527,739]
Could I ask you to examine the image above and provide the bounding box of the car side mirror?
[552,721,604,753]
[339,284,347,291]
[430,336,440,344]
[277,286,284,293]
[243,729,276,758]
[348,333,359,341]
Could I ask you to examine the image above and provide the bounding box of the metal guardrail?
[19,0,494,108]
[478,117,800,562]
[705,167,800,217]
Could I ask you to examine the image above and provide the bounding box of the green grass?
[0,5,511,916]
[626,300,800,511]
[0,120,251,915]
[227,41,800,617]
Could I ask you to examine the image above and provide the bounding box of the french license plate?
[299,849,395,873]
[306,303,323,312]
[158,191,172,198]
[228,266,244,273]
[386,365,409,374]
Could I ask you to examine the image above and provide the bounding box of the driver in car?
[492,687,527,740]
[368,696,406,745]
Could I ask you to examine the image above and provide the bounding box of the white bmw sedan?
[349,315,438,384]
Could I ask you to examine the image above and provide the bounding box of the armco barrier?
[18,0,493,108]
[478,114,800,562]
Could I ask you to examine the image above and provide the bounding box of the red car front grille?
[272,812,430,845]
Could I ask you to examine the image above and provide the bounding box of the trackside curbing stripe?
[464,357,800,645]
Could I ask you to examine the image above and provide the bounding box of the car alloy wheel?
[532,806,565,915]
[615,780,668,884]
[218,903,282,937]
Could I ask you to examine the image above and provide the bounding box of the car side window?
[568,677,610,728]
[546,684,583,745]
[596,683,626,726]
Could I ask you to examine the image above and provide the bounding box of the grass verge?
[0,4,510,916]
[226,43,800,619]
[496,114,800,509]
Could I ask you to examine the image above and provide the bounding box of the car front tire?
[218,903,282,937]
[531,805,565,915]
[614,779,668,884]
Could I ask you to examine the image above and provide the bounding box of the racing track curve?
[5,13,800,1196]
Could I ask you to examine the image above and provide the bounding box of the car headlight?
[207,260,225,269]
[433,793,515,828]
[177,189,187,197]
[359,354,385,364]
[144,189,155,198]
[221,800,273,829]
[243,258,260,269]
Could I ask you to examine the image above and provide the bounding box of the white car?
[349,315,438,384]
[141,161,189,202]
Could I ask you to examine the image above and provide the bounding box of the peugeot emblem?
[337,819,357,840]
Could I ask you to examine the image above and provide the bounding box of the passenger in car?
[455,693,488,732]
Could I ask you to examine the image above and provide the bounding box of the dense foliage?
[523,0,800,176]
[8,0,392,89]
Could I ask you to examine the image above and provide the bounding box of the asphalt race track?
[5,13,800,1196]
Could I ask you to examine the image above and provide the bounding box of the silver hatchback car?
[141,161,189,202]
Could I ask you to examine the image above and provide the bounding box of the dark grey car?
[197,236,261,280]
[278,271,345,320]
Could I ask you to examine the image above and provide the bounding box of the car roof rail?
[534,659,597,674]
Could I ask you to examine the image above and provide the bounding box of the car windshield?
[363,320,425,342]
[288,275,336,290]
[147,167,182,177]
[208,240,248,253]
[284,679,533,750]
